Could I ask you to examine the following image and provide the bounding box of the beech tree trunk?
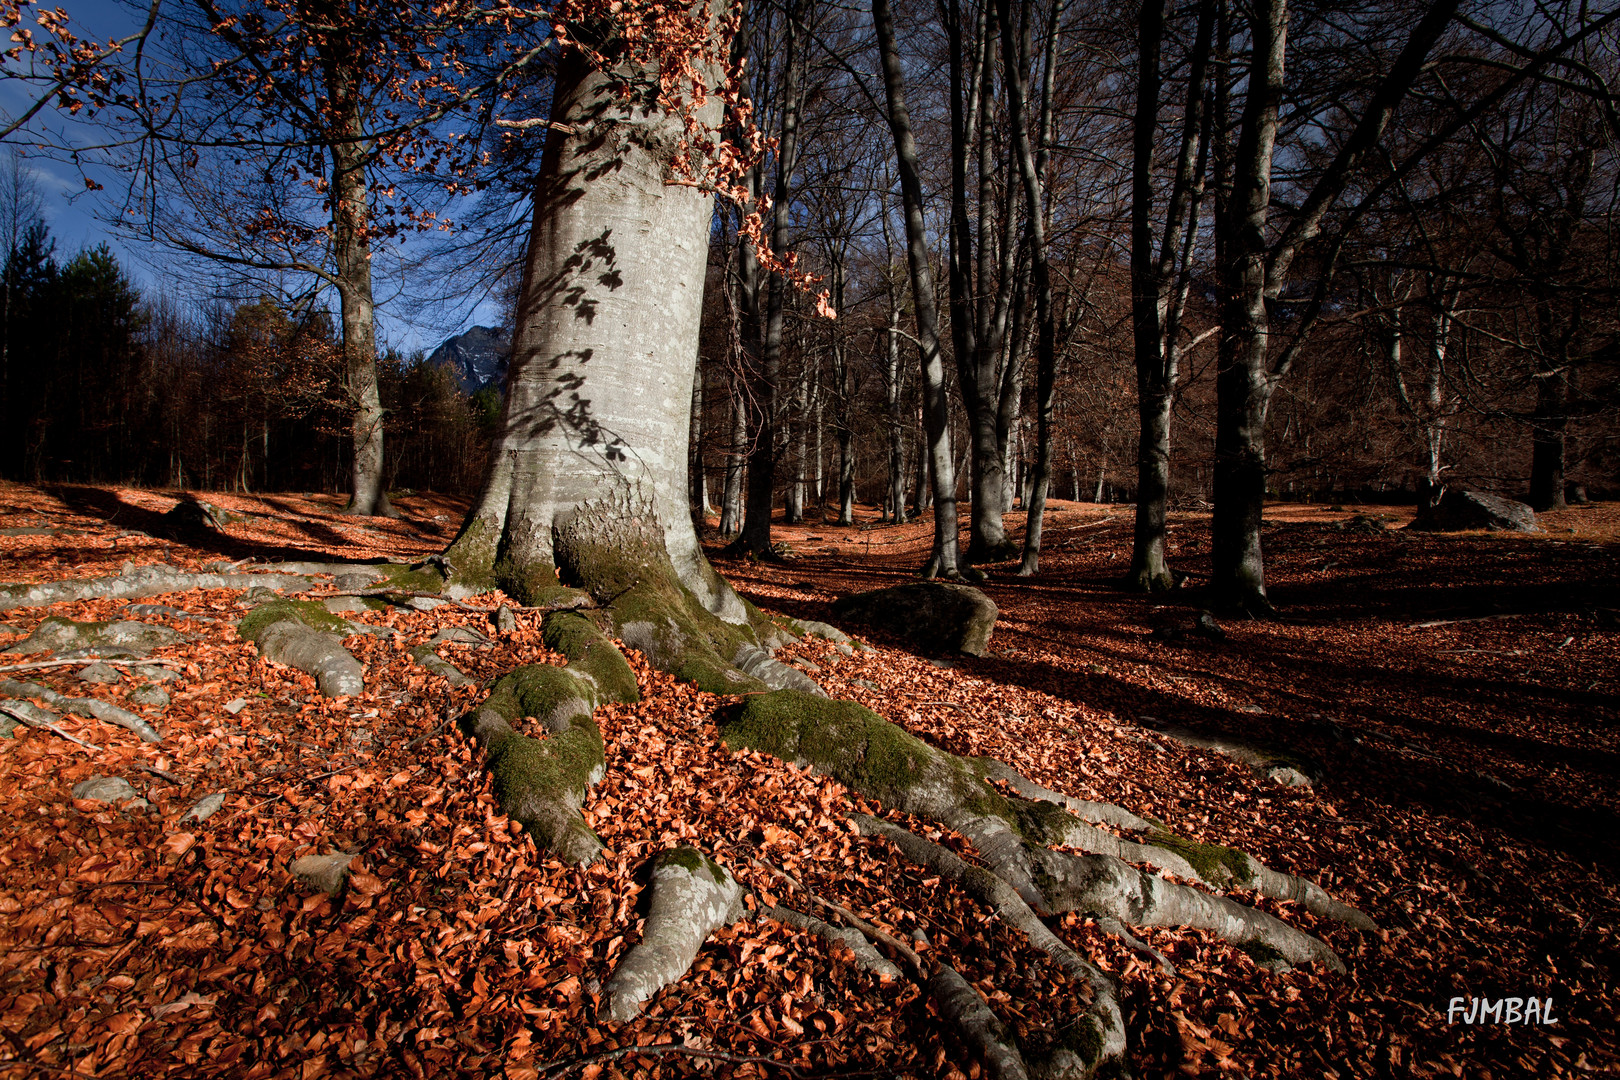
[874,0,960,576]
[443,42,743,630]
[326,68,394,520]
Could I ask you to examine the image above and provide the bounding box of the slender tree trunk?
[874,0,960,576]
[1127,0,1212,591]
[327,73,394,519]
[720,374,747,536]
[689,363,712,518]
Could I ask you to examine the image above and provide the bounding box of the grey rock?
[130,684,170,708]
[1407,489,1541,533]
[322,597,370,614]
[407,596,445,611]
[431,625,490,646]
[835,642,855,656]
[493,605,518,634]
[157,495,240,539]
[790,657,823,673]
[76,662,123,684]
[183,792,228,823]
[7,617,184,657]
[72,776,137,803]
[290,852,355,895]
[242,586,281,605]
[831,581,998,656]
[795,619,851,644]
[133,664,183,684]
[223,698,248,714]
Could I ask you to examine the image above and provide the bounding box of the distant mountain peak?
[428,325,510,394]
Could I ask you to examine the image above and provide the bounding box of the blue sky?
[1,0,511,354]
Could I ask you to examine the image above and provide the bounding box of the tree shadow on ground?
[48,485,394,565]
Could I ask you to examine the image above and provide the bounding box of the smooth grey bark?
[1128,0,1212,592]
[443,41,743,624]
[1211,0,1460,613]
[324,56,395,521]
[689,360,713,516]
[995,0,1055,576]
[720,370,747,536]
[873,0,960,577]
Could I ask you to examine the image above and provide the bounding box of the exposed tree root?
[852,813,1127,1071]
[928,963,1031,1080]
[975,757,1153,832]
[236,603,367,699]
[763,904,904,982]
[460,612,638,865]
[602,847,744,1022]
[409,644,478,688]
[0,563,312,612]
[0,678,162,743]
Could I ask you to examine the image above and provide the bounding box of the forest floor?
[0,480,1616,1079]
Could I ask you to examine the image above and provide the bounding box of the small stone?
[430,625,490,646]
[223,698,248,715]
[183,792,228,823]
[928,658,958,669]
[852,678,880,690]
[1238,704,1266,714]
[322,597,370,613]
[407,597,444,611]
[76,662,123,684]
[1265,766,1313,788]
[493,605,518,634]
[290,852,355,895]
[836,642,855,656]
[242,586,281,605]
[133,665,183,684]
[72,776,137,803]
[130,684,171,708]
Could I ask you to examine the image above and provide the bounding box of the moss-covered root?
[765,905,903,982]
[975,757,1153,833]
[930,963,1031,1080]
[603,848,744,1022]
[853,813,1127,1076]
[239,602,365,698]
[460,663,611,865]
[1030,846,1345,973]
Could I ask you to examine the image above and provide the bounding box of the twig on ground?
[1408,612,1534,629]
[0,658,185,675]
[1,702,104,752]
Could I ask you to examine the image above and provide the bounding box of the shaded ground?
[0,482,1615,1078]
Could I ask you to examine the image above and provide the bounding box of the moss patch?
[237,599,352,643]
[542,612,639,704]
[723,690,985,815]
[375,562,448,593]
[657,846,729,886]
[494,556,563,606]
[443,514,501,591]
[1148,830,1254,887]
